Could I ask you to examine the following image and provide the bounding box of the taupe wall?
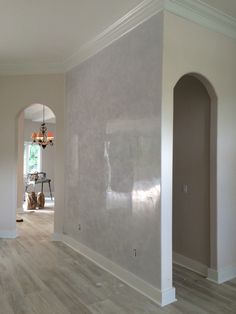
[65,14,163,288]
[173,75,210,266]
[24,119,56,196]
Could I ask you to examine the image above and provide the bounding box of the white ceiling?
[24,104,55,123]
[0,0,143,65]
[0,0,235,72]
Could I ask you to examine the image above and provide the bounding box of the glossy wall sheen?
[65,14,163,288]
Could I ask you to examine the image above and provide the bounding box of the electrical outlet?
[133,248,137,257]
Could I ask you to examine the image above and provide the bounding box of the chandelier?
[31,105,54,149]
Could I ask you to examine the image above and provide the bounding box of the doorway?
[17,104,56,220]
[172,74,216,275]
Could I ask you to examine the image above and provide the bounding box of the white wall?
[0,74,64,237]
[24,119,56,196]
[162,11,236,283]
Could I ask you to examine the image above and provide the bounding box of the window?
[24,142,41,175]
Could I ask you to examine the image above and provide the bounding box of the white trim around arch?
[161,72,218,302]
[172,72,218,272]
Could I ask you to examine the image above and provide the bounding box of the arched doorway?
[16,103,56,229]
[172,73,217,276]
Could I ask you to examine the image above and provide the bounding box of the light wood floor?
[0,211,235,314]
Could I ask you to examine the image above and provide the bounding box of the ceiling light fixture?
[31,105,54,149]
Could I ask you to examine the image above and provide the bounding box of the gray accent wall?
[65,14,163,288]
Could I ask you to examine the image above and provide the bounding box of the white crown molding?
[165,0,236,39]
[63,0,164,71]
[64,0,236,72]
[58,233,176,306]
[0,0,235,75]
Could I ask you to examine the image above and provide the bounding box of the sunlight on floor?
[23,196,55,211]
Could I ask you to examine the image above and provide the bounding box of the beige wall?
[162,11,236,278]
[173,75,210,267]
[0,74,64,236]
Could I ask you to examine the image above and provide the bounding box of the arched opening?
[172,73,217,277]
[16,103,56,231]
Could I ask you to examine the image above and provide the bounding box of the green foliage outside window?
[24,143,40,174]
[28,145,40,173]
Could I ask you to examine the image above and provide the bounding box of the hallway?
[0,211,235,313]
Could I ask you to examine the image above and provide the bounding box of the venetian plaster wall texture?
[65,14,163,288]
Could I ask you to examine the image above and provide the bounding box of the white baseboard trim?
[56,233,175,307]
[161,287,176,307]
[173,252,208,276]
[51,232,63,241]
[207,266,236,284]
[0,229,18,238]
[207,268,219,283]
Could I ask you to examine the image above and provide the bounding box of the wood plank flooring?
[0,210,235,313]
